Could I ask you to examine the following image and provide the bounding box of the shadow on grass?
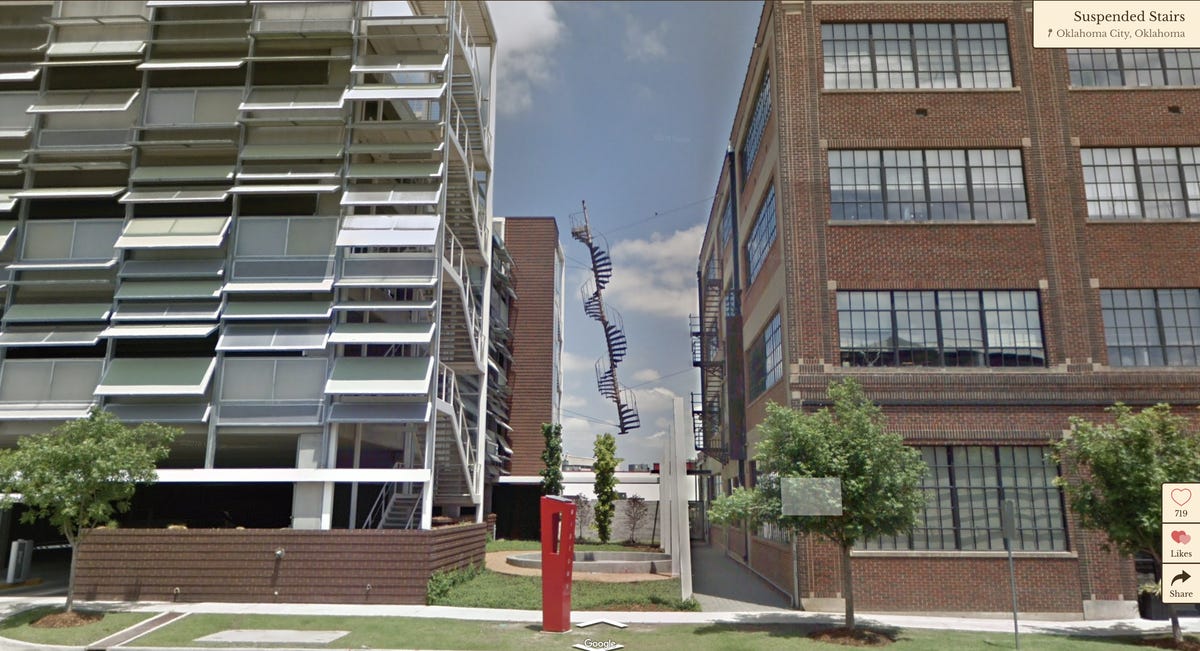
[691,621,904,641]
[0,605,58,630]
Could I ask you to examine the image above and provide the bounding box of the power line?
[627,367,695,389]
[603,195,716,236]
[560,408,620,428]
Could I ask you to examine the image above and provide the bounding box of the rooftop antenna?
[570,201,639,434]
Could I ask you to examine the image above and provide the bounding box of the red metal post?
[540,495,576,632]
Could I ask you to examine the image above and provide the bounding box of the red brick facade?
[503,218,562,476]
[73,524,486,605]
[698,0,1199,616]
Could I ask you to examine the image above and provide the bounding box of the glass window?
[862,445,1067,551]
[747,313,783,398]
[744,185,777,285]
[1082,147,1199,220]
[719,196,734,250]
[22,220,121,261]
[830,149,1028,222]
[1069,48,1200,87]
[740,69,771,182]
[1101,289,1200,366]
[823,23,1013,89]
[838,290,1044,367]
[235,217,335,257]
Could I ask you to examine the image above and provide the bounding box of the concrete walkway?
[690,541,791,612]
[3,595,1200,650]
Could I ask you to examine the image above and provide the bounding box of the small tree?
[593,433,621,544]
[0,410,177,613]
[623,495,649,544]
[539,423,563,496]
[573,494,594,541]
[1052,403,1200,645]
[708,379,925,630]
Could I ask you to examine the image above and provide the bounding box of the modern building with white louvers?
[0,0,498,532]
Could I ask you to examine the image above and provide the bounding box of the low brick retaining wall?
[73,524,486,604]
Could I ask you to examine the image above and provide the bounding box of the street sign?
[1162,483,1200,603]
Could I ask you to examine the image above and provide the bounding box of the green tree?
[1051,403,1200,645]
[623,494,649,544]
[0,410,177,612]
[539,423,564,496]
[593,433,621,543]
[709,379,925,630]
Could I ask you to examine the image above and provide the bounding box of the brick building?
[491,216,565,539]
[694,0,1199,618]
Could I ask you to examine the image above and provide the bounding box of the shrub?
[426,563,483,604]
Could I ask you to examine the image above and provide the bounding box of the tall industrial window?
[740,69,771,182]
[861,446,1067,551]
[829,149,1028,222]
[747,312,782,399]
[1101,289,1200,366]
[1081,147,1200,220]
[719,195,734,250]
[744,185,777,285]
[1068,49,1200,87]
[822,23,1013,89]
[838,290,1044,367]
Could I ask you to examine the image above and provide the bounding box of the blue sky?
[488,2,762,465]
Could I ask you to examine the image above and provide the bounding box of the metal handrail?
[361,461,402,529]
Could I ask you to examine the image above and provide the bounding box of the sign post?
[1001,499,1020,650]
[1162,483,1200,607]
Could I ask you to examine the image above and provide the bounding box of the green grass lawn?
[120,614,1183,650]
[487,538,657,553]
[431,567,694,610]
[0,606,153,646]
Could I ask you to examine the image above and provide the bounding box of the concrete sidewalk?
[690,542,791,612]
[2,595,1199,636]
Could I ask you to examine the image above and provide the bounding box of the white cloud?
[623,16,668,62]
[560,350,592,373]
[631,368,661,383]
[604,224,703,319]
[488,1,565,116]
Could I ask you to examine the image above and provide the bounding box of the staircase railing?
[361,461,402,529]
[443,228,483,365]
[437,362,478,494]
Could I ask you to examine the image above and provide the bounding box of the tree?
[623,494,649,544]
[593,433,621,544]
[539,423,563,496]
[708,379,926,630]
[1051,403,1200,645]
[0,409,177,613]
[573,494,594,541]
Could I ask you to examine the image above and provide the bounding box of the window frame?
[1081,146,1200,220]
[739,68,771,182]
[1068,48,1200,88]
[822,22,1014,90]
[1101,288,1200,367]
[744,184,777,286]
[828,148,1029,222]
[861,445,1069,552]
[837,290,1046,368]
[747,312,783,399]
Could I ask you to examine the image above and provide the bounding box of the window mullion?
[868,24,879,89]
[880,153,890,222]
[1158,48,1169,84]
[963,152,977,221]
[933,290,945,366]
[993,446,1006,550]
[1154,289,1169,365]
[978,290,989,367]
[890,291,900,366]
[950,29,962,88]
[920,150,933,223]
[947,447,962,550]
[1117,48,1129,86]
[908,27,920,88]
[1175,146,1194,218]
[1130,147,1148,218]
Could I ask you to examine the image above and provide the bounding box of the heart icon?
[1173,530,1192,545]
[1173,488,1192,506]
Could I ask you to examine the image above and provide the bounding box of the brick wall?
[73,524,486,605]
[695,0,1190,616]
[504,217,560,476]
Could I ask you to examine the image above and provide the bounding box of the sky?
[487,2,763,466]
